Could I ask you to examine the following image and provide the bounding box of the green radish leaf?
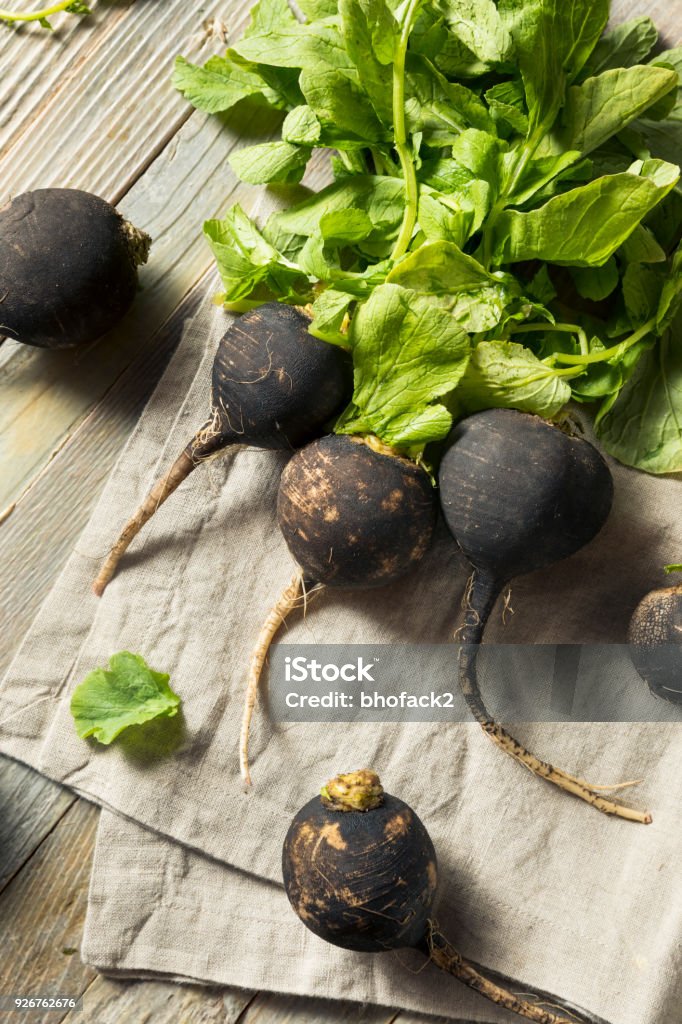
[498,0,609,135]
[229,141,310,184]
[337,284,470,447]
[267,176,406,253]
[492,160,680,267]
[387,241,521,332]
[580,17,658,79]
[527,265,557,304]
[450,341,572,418]
[309,289,354,345]
[243,0,298,36]
[656,246,682,332]
[619,223,666,264]
[596,311,682,473]
[204,206,311,307]
[405,54,495,141]
[485,80,529,136]
[540,65,678,160]
[417,192,474,248]
[339,0,397,124]
[282,106,322,145]
[297,0,338,17]
[70,652,181,746]
[436,0,513,67]
[569,258,619,301]
[173,56,285,113]
[622,263,664,327]
[319,210,374,243]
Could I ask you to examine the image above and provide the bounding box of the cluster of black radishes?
[4,196,674,808]
[7,191,680,1023]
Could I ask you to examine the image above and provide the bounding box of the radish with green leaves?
[439,408,651,823]
[0,189,150,350]
[283,769,601,1024]
[93,303,351,596]
[628,567,682,705]
[240,285,470,784]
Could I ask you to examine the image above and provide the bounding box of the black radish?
[0,189,150,349]
[241,434,436,783]
[628,577,682,705]
[439,408,651,824]
[93,304,352,595]
[283,769,597,1024]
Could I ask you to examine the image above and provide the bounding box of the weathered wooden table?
[0,1,676,1022]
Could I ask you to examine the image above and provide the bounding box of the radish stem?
[459,572,652,824]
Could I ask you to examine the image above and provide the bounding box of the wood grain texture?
[0,799,99,1024]
[0,760,75,894]
[62,975,256,1024]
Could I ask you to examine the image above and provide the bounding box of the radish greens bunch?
[176,0,682,472]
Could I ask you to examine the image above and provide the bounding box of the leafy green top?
[70,652,181,745]
[176,0,682,471]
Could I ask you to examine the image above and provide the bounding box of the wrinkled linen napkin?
[1,279,681,1023]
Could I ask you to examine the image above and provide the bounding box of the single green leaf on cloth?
[596,310,682,473]
[70,652,181,746]
[492,159,680,267]
[229,142,310,184]
[450,340,572,418]
[580,17,658,79]
[337,284,470,447]
[498,0,609,135]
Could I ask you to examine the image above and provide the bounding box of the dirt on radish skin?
[628,583,682,705]
[241,434,437,783]
[283,770,591,1024]
[93,303,352,596]
[0,189,150,349]
[439,408,651,824]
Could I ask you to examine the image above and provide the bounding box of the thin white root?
[240,572,304,786]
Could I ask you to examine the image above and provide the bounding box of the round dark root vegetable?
[439,408,651,825]
[628,579,682,705]
[241,434,437,783]
[0,189,150,350]
[283,770,593,1024]
[93,304,352,596]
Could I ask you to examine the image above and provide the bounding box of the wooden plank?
[0,1,243,195]
[0,799,99,1024]
[0,266,207,667]
[237,992,398,1024]
[61,974,256,1024]
[0,759,74,894]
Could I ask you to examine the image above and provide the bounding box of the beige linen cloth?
[1,272,681,1022]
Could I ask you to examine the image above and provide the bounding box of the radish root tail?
[426,923,580,1024]
[240,571,307,787]
[93,424,223,597]
[459,573,652,825]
